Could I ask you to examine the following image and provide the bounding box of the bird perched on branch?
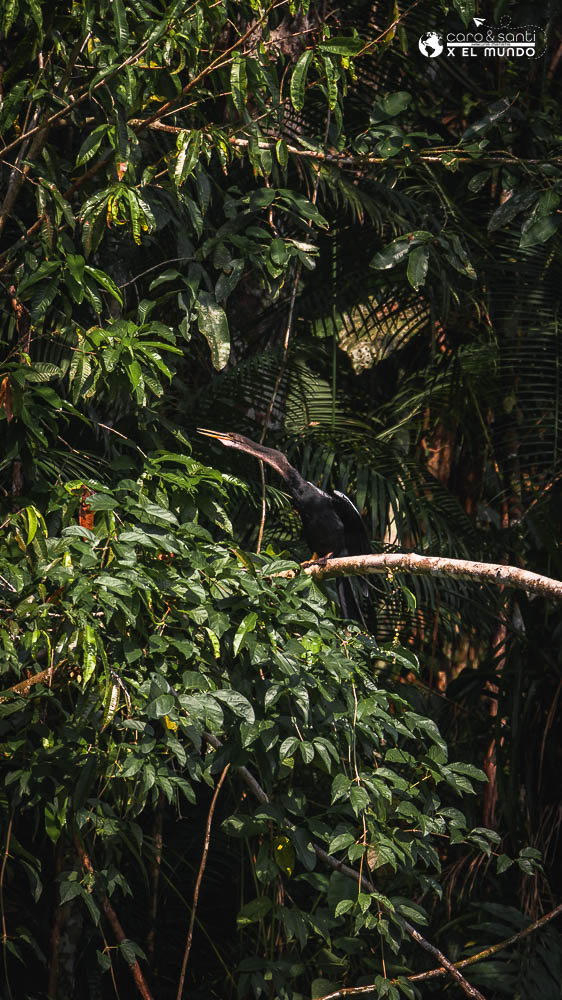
[197,429,371,626]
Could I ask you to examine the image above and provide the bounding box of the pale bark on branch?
[299,552,562,602]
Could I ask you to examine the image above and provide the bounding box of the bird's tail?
[336,576,369,631]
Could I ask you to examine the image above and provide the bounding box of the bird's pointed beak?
[197,427,230,442]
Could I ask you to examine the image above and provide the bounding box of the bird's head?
[197,428,253,450]
[197,429,291,477]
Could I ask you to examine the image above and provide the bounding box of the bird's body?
[197,430,371,624]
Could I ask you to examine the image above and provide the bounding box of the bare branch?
[300,552,562,602]
[202,732,486,1000]
[409,900,562,983]
[75,837,155,1000]
[175,765,230,1000]
[316,901,562,998]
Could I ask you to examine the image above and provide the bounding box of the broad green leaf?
[112,0,129,51]
[213,689,255,723]
[273,836,295,876]
[233,611,258,655]
[461,96,511,141]
[174,130,202,186]
[371,231,432,270]
[290,50,313,111]
[197,291,230,369]
[350,785,369,815]
[468,169,491,193]
[230,56,247,112]
[237,897,272,925]
[24,506,38,545]
[276,138,288,168]
[321,54,338,110]
[82,625,97,684]
[215,258,244,302]
[318,36,364,56]
[519,215,560,249]
[270,238,288,266]
[76,125,109,166]
[376,134,403,158]
[290,828,316,871]
[380,91,411,116]
[407,245,429,289]
[59,880,83,904]
[334,898,354,917]
[328,832,355,853]
[83,265,123,304]
[279,737,299,759]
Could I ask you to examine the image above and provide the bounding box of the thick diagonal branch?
[301,552,562,602]
[202,732,486,1000]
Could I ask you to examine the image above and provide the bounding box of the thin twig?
[137,0,286,137]
[0,39,152,161]
[175,764,230,1000]
[0,811,14,1000]
[75,836,155,1000]
[408,900,562,983]
[146,792,165,967]
[201,732,485,1000]
[313,847,487,1000]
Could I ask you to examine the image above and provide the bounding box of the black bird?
[197,429,371,625]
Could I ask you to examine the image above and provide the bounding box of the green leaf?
[376,134,403,159]
[321,54,338,110]
[276,139,288,168]
[290,50,313,111]
[279,737,299,758]
[213,689,255,723]
[461,96,511,141]
[380,92,411,117]
[350,785,369,815]
[147,694,175,718]
[407,246,429,292]
[319,36,364,56]
[334,898,354,917]
[270,238,288,266]
[197,291,230,369]
[59,880,83,904]
[76,125,109,166]
[468,169,491,193]
[215,258,244,302]
[83,265,123,304]
[233,611,258,655]
[371,231,432,270]
[237,897,272,925]
[452,0,476,26]
[519,215,560,249]
[230,56,247,112]
[23,506,38,545]
[290,828,316,871]
[174,130,202,186]
[112,0,129,51]
[328,832,356,853]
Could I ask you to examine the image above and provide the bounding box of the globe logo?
[419,31,443,57]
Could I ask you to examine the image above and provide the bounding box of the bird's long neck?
[243,442,307,496]
[250,444,298,482]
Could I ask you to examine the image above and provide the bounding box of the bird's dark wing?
[331,490,372,619]
[336,577,368,629]
[331,490,371,556]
